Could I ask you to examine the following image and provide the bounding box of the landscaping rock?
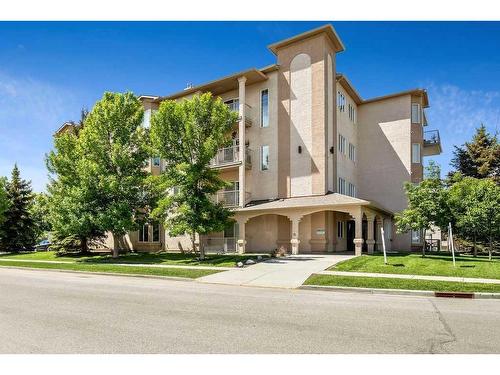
[257,255,262,260]
[245,259,256,265]
[237,261,244,268]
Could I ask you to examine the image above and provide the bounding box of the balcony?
[210,145,252,169]
[423,130,442,156]
[226,101,253,127]
[214,190,251,208]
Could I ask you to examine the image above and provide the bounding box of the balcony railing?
[201,237,237,253]
[210,146,252,168]
[424,130,440,145]
[213,190,251,208]
[226,101,253,127]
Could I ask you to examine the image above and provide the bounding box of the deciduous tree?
[150,93,238,260]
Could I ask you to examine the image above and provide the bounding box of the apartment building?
[57,24,442,255]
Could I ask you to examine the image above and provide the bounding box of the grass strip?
[0,260,220,279]
[304,274,500,293]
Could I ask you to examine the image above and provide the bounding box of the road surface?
[1,268,499,354]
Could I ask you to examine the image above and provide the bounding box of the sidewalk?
[318,270,500,284]
[198,254,354,288]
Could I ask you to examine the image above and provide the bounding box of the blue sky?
[1,21,499,191]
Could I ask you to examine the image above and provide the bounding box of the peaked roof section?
[268,24,345,54]
[336,73,429,108]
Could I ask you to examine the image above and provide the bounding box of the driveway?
[197,253,354,288]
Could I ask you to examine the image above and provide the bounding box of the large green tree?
[395,162,450,256]
[448,176,500,259]
[0,165,36,251]
[450,124,500,182]
[46,128,105,253]
[30,192,52,243]
[150,93,238,259]
[78,92,149,258]
[0,177,9,239]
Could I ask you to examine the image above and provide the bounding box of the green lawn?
[331,253,500,280]
[304,274,500,293]
[0,260,220,278]
[0,251,268,268]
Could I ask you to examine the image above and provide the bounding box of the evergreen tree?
[0,165,36,251]
[0,177,9,239]
[450,124,500,182]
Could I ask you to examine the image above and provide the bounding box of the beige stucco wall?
[357,94,412,250]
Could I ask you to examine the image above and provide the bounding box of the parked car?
[35,239,51,251]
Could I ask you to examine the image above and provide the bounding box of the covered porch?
[229,193,393,256]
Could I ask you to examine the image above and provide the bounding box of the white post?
[449,222,456,267]
[381,227,387,265]
[237,76,247,208]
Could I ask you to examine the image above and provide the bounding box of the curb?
[299,284,500,299]
[0,265,198,282]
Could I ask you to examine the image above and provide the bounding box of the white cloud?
[0,71,79,192]
[423,82,500,174]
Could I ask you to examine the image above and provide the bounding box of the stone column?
[238,76,247,208]
[289,215,302,255]
[351,208,364,256]
[366,214,376,254]
[236,217,247,254]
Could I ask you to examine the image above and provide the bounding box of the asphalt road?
[1,268,499,354]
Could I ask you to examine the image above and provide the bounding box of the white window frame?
[139,223,161,243]
[338,177,346,195]
[411,229,422,244]
[260,88,269,128]
[348,182,356,198]
[338,134,346,155]
[260,145,269,171]
[348,143,356,162]
[138,224,149,242]
[411,103,421,124]
[224,98,240,113]
[412,143,421,164]
[142,109,152,128]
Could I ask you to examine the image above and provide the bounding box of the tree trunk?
[489,234,493,262]
[112,232,120,258]
[473,233,477,257]
[422,228,426,257]
[80,237,90,255]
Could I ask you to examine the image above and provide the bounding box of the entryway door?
[346,220,355,252]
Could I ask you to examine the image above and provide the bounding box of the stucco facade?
[56,24,441,255]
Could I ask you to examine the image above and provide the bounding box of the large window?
[261,145,269,171]
[338,134,346,155]
[142,109,152,128]
[412,143,421,164]
[338,177,346,195]
[348,143,356,162]
[260,89,269,128]
[348,103,356,123]
[139,223,161,243]
[224,98,239,113]
[348,182,356,198]
[411,229,422,244]
[337,91,346,112]
[411,103,421,124]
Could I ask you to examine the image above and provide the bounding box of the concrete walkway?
[319,270,500,284]
[197,254,354,288]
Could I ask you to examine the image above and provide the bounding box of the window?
[348,183,356,198]
[412,143,421,164]
[337,221,344,238]
[139,223,161,243]
[411,229,422,244]
[152,223,160,242]
[224,98,239,113]
[139,224,149,242]
[348,143,356,162]
[260,89,269,128]
[152,156,161,167]
[142,109,152,128]
[260,145,269,171]
[338,134,346,155]
[348,103,356,123]
[337,91,346,112]
[338,177,346,195]
[411,103,421,124]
